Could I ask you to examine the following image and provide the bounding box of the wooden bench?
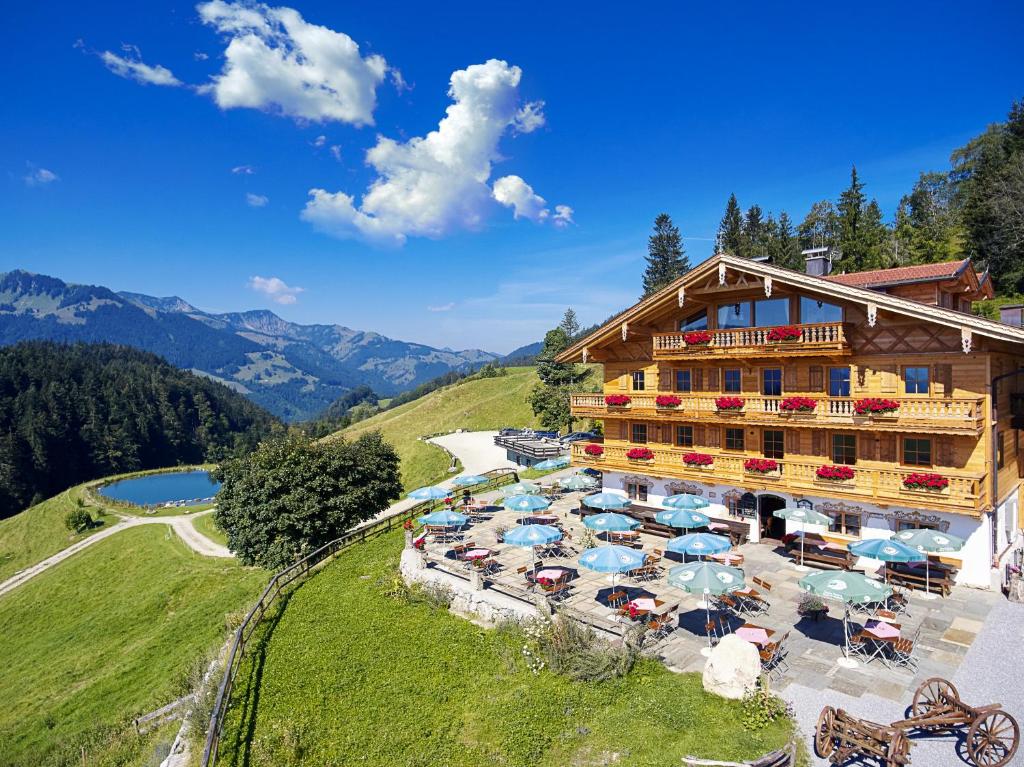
[786,536,852,570]
[626,503,751,546]
[882,560,957,596]
[683,740,798,766]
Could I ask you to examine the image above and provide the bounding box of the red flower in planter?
[903,472,949,490]
[744,458,779,474]
[684,330,713,345]
[767,325,802,341]
[854,397,900,415]
[413,537,426,550]
[628,603,640,619]
[816,464,855,481]
[403,519,414,531]
[656,394,683,407]
[780,396,817,412]
[682,452,714,466]
[626,447,655,461]
[584,443,604,457]
[605,394,632,406]
[715,396,745,410]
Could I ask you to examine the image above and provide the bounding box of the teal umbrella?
[503,494,551,513]
[891,528,964,598]
[418,510,468,527]
[655,509,711,529]
[578,544,646,588]
[668,560,745,631]
[583,512,640,532]
[504,481,542,496]
[559,474,597,491]
[663,493,710,510]
[533,457,570,471]
[799,571,893,657]
[848,538,925,564]
[504,524,563,572]
[773,507,831,567]
[583,492,632,510]
[408,485,450,500]
[667,532,731,557]
[451,474,487,487]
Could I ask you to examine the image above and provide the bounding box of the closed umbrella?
[773,507,831,569]
[799,571,893,659]
[504,481,542,496]
[654,509,711,529]
[583,492,632,510]
[578,544,646,589]
[408,485,450,500]
[451,474,487,487]
[533,457,570,471]
[668,561,745,633]
[504,524,563,573]
[559,474,597,491]
[663,493,710,510]
[583,512,640,532]
[667,532,731,558]
[503,494,551,513]
[891,528,964,599]
[417,510,468,527]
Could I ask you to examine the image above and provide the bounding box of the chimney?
[802,246,833,277]
[999,304,1024,327]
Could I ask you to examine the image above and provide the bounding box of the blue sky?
[2,1,1021,353]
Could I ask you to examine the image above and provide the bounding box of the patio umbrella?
[408,485,450,501]
[891,528,965,599]
[773,507,831,568]
[559,474,597,491]
[503,494,551,513]
[667,561,745,629]
[578,544,646,589]
[417,509,468,527]
[451,474,487,487]
[583,492,632,510]
[798,571,893,659]
[663,493,710,510]
[667,532,731,558]
[533,457,570,471]
[504,524,563,572]
[504,481,542,496]
[583,512,641,532]
[654,508,711,529]
[848,538,925,564]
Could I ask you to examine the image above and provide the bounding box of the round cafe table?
[535,568,566,580]
[735,625,771,647]
[464,548,492,560]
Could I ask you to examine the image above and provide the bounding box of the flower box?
[684,330,713,346]
[682,452,714,467]
[655,394,683,408]
[853,397,900,417]
[767,325,802,342]
[815,464,856,483]
[744,458,779,475]
[583,443,605,458]
[902,472,950,493]
[604,394,632,407]
[779,396,817,414]
[715,396,745,413]
[626,447,655,461]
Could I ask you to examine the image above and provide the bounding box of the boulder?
[702,634,761,699]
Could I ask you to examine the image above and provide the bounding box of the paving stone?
[940,628,976,647]
[827,676,866,697]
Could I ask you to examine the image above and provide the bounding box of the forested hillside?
[0,342,281,517]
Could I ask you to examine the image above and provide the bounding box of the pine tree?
[642,213,689,298]
[798,200,839,251]
[741,205,765,258]
[836,167,892,271]
[529,327,591,431]
[558,308,580,341]
[717,194,744,256]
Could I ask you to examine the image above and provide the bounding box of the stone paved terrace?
[418,481,1008,741]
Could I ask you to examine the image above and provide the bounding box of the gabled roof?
[824,258,971,288]
[556,253,1024,362]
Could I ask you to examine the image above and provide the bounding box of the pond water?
[99,470,221,507]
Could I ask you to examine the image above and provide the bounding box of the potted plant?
[684,330,713,346]
[583,443,605,458]
[779,396,817,417]
[715,396,745,413]
[626,447,655,462]
[682,452,714,468]
[902,472,950,492]
[797,593,829,621]
[744,458,779,476]
[655,394,683,408]
[605,394,632,407]
[815,464,855,483]
[767,325,802,342]
[853,397,900,418]
[494,525,508,544]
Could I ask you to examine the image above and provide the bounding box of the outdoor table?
[860,620,900,663]
[736,624,774,648]
[708,522,729,531]
[609,531,640,544]
[525,513,558,524]
[535,568,566,581]
[710,551,744,566]
[464,548,492,561]
[625,597,664,619]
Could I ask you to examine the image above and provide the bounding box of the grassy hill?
[333,366,541,491]
[0,525,266,766]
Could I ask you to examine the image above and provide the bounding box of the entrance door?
[758,495,788,540]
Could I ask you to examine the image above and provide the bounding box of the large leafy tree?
[641,213,689,298]
[894,172,966,264]
[214,432,402,569]
[798,200,839,252]
[528,325,591,432]
[717,194,744,256]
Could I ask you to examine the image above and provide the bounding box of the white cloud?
[101,47,181,86]
[329,145,342,162]
[512,101,545,134]
[248,275,304,304]
[301,59,570,246]
[427,302,455,312]
[312,134,327,148]
[194,51,210,61]
[197,1,388,125]
[246,193,269,207]
[231,164,255,174]
[492,175,549,222]
[552,204,574,228]
[24,167,59,187]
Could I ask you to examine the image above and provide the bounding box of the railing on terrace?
[570,393,986,432]
[570,442,985,513]
[652,322,849,358]
[199,467,519,767]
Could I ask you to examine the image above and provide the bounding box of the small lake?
[99,470,221,507]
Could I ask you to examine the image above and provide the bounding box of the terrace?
[652,322,850,360]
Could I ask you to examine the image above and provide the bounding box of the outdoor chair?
[760,631,791,680]
[888,587,911,617]
[717,614,732,636]
[888,626,920,671]
[474,557,499,576]
[647,612,675,642]
[544,582,571,603]
[752,576,773,592]
[629,564,660,583]
[607,589,628,609]
[705,620,720,647]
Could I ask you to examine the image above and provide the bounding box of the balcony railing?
[570,442,986,514]
[570,393,986,434]
[652,322,849,358]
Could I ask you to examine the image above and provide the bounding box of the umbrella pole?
[800,523,805,567]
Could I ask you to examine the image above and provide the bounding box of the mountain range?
[0,270,500,421]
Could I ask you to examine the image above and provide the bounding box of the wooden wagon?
[815,677,1019,767]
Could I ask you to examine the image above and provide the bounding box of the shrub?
[584,443,604,457]
[744,458,778,474]
[797,593,828,615]
[683,330,713,345]
[64,508,93,533]
[816,464,855,481]
[655,394,682,407]
[766,326,802,341]
[780,396,817,412]
[682,452,714,466]
[854,397,900,415]
[626,447,655,461]
[742,682,790,731]
[715,396,745,410]
[903,472,949,490]
[604,394,631,406]
[529,615,637,682]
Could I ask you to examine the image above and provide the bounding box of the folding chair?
[717,614,732,636]
[705,620,720,648]
[889,625,920,671]
[607,589,628,609]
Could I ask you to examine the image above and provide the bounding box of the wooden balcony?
[652,322,850,359]
[571,442,987,515]
[570,393,986,435]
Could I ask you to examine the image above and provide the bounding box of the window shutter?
[879,365,897,394]
[659,369,671,391]
[706,426,720,448]
[811,431,827,457]
[936,437,953,466]
[934,364,953,398]
[618,373,628,391]
[694,368,704,391]
[784,366,798,392]
[879,434,896,462]
[785,429,800,454]
[616,421,627,440]
[859,435,877,461]
[809,366,824,392]
[661,424,673,445]
[706,368,720,391]
[694,424,706,446]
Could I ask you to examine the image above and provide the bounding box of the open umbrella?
[799,571,893,659]
[655,508,711,529]
[533,457,570,471]
[417,509,468,527]
[504,481,542,496]
[504,524,563,572]
[408,485,450,500]
[667,532,731,558]
[662,493,710,510]
[583,492,632,510]
[891,528,965,599]
[559,474,597,491]
[583,512,640,532]
[578,544,646,589]
[451,474,487,487]
[667,561,745,633]
[773,507,831,568]
[503,494,551,513]
[848,538,925,564]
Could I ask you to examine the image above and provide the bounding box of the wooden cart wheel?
[889,730,912,767]
[966,710,1020,767]
[815,706,836,758]
[911,677,959,718]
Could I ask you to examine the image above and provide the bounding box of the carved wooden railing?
[571,442,985,513]
[570,393,985,433]
[652,322,849,357]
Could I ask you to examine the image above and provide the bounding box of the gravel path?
[428,430,519,477]
[782,597,1024,766]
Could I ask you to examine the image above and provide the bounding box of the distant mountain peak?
[118,291,199,314]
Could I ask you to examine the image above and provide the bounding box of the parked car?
[559,431,599,445]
